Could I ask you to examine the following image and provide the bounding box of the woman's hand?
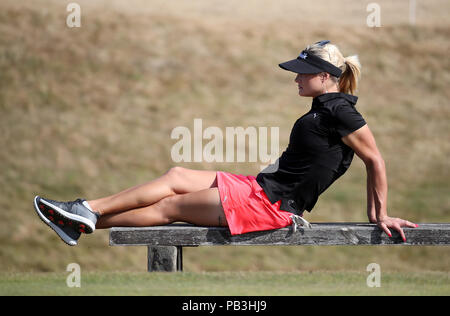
[377,216,418,242]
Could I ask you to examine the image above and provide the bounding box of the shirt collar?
[312,92,358,108]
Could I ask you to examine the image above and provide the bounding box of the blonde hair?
[305,42,361,95]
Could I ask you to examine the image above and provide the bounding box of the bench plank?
[110,223,450,246]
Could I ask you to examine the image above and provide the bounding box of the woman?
[33,40,417,246]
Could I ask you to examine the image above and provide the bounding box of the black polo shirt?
[256,92,367,215]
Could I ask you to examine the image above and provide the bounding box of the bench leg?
[147,246,183,272]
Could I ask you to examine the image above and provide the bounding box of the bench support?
[147,246,183,272]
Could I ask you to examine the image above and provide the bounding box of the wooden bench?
[109,223,450,272]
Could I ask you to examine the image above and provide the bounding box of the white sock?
[82,201,94,213]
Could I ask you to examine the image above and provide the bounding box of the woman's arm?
[366,161,377,223]
[341,124,417,241]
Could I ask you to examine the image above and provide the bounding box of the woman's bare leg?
[96,187,227,229]
[87,167,218,216]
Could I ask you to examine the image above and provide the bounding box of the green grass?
[1,271,448,296]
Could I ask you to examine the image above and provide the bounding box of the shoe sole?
[34,195,96,234]
[33,196,78,246]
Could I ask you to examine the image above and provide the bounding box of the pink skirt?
[216,171,294,235]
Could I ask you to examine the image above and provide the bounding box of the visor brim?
[279,59,323,74]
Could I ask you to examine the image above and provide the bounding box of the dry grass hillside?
[0,0,449,272]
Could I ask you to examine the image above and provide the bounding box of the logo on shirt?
[313,113,317,119]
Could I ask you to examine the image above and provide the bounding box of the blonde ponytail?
[339,55,361,95]
[305,42,361,95]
